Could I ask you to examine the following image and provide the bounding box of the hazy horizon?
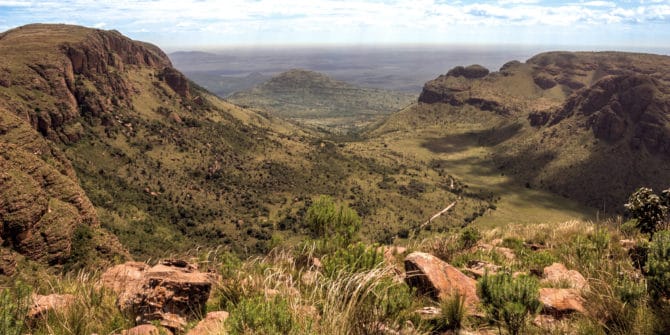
[1,1,669,51]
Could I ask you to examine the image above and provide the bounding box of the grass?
[6,219,669,334]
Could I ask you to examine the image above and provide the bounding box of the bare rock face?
[186,311,229,335]
[0,248,17,276]
[0,143,124,265]
[548,74,670,153]
[28,293,75,319]
[541,263,587,290]
[404,252,479,308]
[101,260,217,332]
[538,288,585,316]
[159,67,191,100]
[0,24,178,144]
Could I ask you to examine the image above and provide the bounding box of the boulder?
[101,260,216,332]
[186,311,229,335]
[542,263,587,290]
[404,252,479,308]
[123,325,160,335]
[538,288,585,316]
[28,293,75,319]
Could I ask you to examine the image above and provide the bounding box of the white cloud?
[1,0,669,46]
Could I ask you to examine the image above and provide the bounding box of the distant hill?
[228,69,415,132]
[370,51,670,211]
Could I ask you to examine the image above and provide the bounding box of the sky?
[0,0,669,51]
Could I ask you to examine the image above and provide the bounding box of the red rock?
[101,260,216,332]
[186,311,229,335]
[404,252,479,308]
[542,263,587,290]
[123,324,160,335]
[538,288,585,316]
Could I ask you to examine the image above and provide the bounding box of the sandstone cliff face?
[0,24,184,144]
[544,74,670,154]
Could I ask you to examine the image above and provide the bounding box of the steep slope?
[228,69,415,132]
[0,24,491,265]
[370,51,670,212]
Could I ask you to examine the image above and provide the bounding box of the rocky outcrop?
[404,252,479,308]
[447,64,490,79]
[547,74,670,153]
[159,67,191,99]
[0,24,184,144]
[538,288,585,316]
[0,142,125,265]
[533,73,557,90]
[101,260,217,332]
[541,263,587,290]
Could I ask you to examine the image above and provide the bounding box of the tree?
[624,187,670,235]
[305,195,361,246]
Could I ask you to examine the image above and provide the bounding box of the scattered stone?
[404,252,479,308]
[415,306,441,320]
[464,260,501,279]
[478,243,516,261]
[123,324,160,335]
[538,288,585,316]
[542,263,588,290]
[619,239,636,250]
[532,314,558,329]
[28,293,75,319]
[186,311,229,335]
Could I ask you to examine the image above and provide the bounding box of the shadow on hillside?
[421,122,523,154]
[492,139,669,214]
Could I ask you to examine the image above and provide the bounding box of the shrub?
[0,282,31,335]
[322,243,384,277]
[226,296,296,335]
[434,293,466,332]
[645,230,670,299]
[459,227,481,249]
[305,195,361,246]
[477,272,541,335]
[625,187,669,236]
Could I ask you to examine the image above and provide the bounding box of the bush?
[322,243,384,277]
[477,272,541,335]
[459,227,481,249]
[226,296,296,335]
[0,282,31,335]
[645,230,670,299]
[305,195,361,246]
[625,187,669,236]
[434,293,466,332]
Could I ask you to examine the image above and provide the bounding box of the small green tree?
[625,187,670,235]
[477,272,541,335]
[305,195,361,246]
[645,230,670,299]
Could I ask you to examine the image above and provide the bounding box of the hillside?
[369,51,670,212]
[0,24,495,273]
[228,69,415,132]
